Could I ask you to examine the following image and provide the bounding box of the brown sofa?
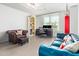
[7,30,28,45]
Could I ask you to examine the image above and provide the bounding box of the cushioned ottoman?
[17,37,29,45]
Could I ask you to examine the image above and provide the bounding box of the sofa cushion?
[55,38,63,42]
[57,33,67,39]
[70,34,78,42]
[51,41,62,47]
[71,34,79,41]
[64,41,79,53]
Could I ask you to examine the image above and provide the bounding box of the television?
[43,25,52,28]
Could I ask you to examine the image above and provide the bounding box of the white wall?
[0,4,29,42]
[59,11,65,33]
[70,5,78,34]
[78,6,79,34]
[36,16,44,29]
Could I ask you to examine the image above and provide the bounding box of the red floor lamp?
[64,4,70,34]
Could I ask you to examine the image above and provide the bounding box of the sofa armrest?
[39,44,74,56]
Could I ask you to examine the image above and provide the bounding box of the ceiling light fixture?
[27,3,39,9]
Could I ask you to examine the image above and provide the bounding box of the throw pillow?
[59,42,66,49]
[64,41,79,53]
[16,30,22,35]
[59,35,74,49]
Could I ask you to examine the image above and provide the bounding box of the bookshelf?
[30,16,36,36]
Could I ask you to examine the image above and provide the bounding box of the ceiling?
[1,3,79,16]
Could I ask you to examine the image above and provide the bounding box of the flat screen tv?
[43,25,52,28]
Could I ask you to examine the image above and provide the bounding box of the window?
[50,16,59,23]
[43,15,59,30]
[43,14,59,37]
[44,16,50,25]
[50,16,59,31]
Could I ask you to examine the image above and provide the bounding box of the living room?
[0,2,79,56]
